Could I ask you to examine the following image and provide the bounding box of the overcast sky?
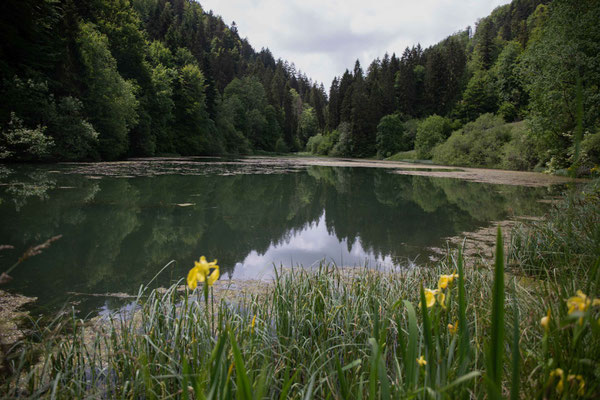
[199,0,511,87]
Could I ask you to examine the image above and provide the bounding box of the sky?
[199,0,511,87]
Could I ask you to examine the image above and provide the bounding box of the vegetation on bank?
[309,0,600,174]
[1,181,598,398]
[1,0,599,175]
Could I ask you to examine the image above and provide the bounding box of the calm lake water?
[0,158,559,315]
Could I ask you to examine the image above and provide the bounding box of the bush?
[274,137,288,153]
[306,133,323,154]
[581,130,600,172]
[414,115,452,159]
[330,122,352,157]
[386,150,417,161]
[0,113,53,161]
[501,122,538,170]
[432,114,511,167]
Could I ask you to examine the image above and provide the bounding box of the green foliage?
[173,64,218,154]
[307,130,338,155]
[220,77,282,152]
[581,131,600,172]
[501,121,538,170]
[432,115,538,171]
[520,0,600,168]
[493,42,526,121]
[385,150,417,161]
[415,115,452,159]
[1,77,98,160]
[305,134,324,155]
[330,122,353,157]
[375,114,408,158]
[0,0,331,160]
[50,97,99,160]
[0,113,53,161]
[149,63,176,154]
[459,70,499,122]
[274,137,288,153]
[432,114,512,167]
[297,106,319,147]
[510,182,600,276]
[77,22,138,160]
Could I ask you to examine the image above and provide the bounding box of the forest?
[0,0,598,174]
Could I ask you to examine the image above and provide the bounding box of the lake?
[0,157,562,315]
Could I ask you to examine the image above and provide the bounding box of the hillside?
[317,0,599,174]
[1,0,599,175]
[0,0,326,160]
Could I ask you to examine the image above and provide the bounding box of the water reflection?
[231,212,398,280]
[0,161,557,315]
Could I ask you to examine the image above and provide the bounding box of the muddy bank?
[56,155,582,187]
[244,156,581,187]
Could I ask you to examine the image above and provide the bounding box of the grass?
[385,150,418,161]
[2,185,600,399]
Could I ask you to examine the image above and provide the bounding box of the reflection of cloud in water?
[230,212,396,280]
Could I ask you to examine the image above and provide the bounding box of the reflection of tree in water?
[0,164,550,313]
[0,168,57,211]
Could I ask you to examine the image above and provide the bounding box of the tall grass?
[2,188,600,398]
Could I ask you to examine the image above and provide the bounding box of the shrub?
[415,115,452,159]
[306,133,324,154]
[581,130,600,172]
[432,114,511,167]
[330,122,352,157]
[501,122,538,170]
[0,113,53,161]
[274,137,288,153]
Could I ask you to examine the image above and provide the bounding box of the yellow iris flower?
[550,368,564,394]
[187,256,219,290]
[567,375,585,396]
[540,309,550,331]
[250,314,257,334]
[424,288,440,308]
[448,321,458,335]
[438,273,459,290]
[567,291,591,314]
[437,291,446,309]
[566,291,600,325]
[416,355,427,366]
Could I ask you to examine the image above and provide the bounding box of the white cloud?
[199,0,510,86]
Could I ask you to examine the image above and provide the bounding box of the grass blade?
[403,300,418,388]
[486,226,505,399]
[510,280,520,400]
[456,248,470,375]
[228,329,252,400]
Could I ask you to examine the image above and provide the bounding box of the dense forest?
[0,0,328,160]
[1,0,599,173]
[316,0,600,173]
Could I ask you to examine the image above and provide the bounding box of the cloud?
[199,0,511,85]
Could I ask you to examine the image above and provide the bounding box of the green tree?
[376,114,407,158]
[77,22,138,160]
[50,97,99,160]
[298,106,319,147]
[493,42,526,121]
[173,63,216,154]
[415,115,452,159]
[520,0,600,167]
[149,63,176,154]
[459,70,498,122]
